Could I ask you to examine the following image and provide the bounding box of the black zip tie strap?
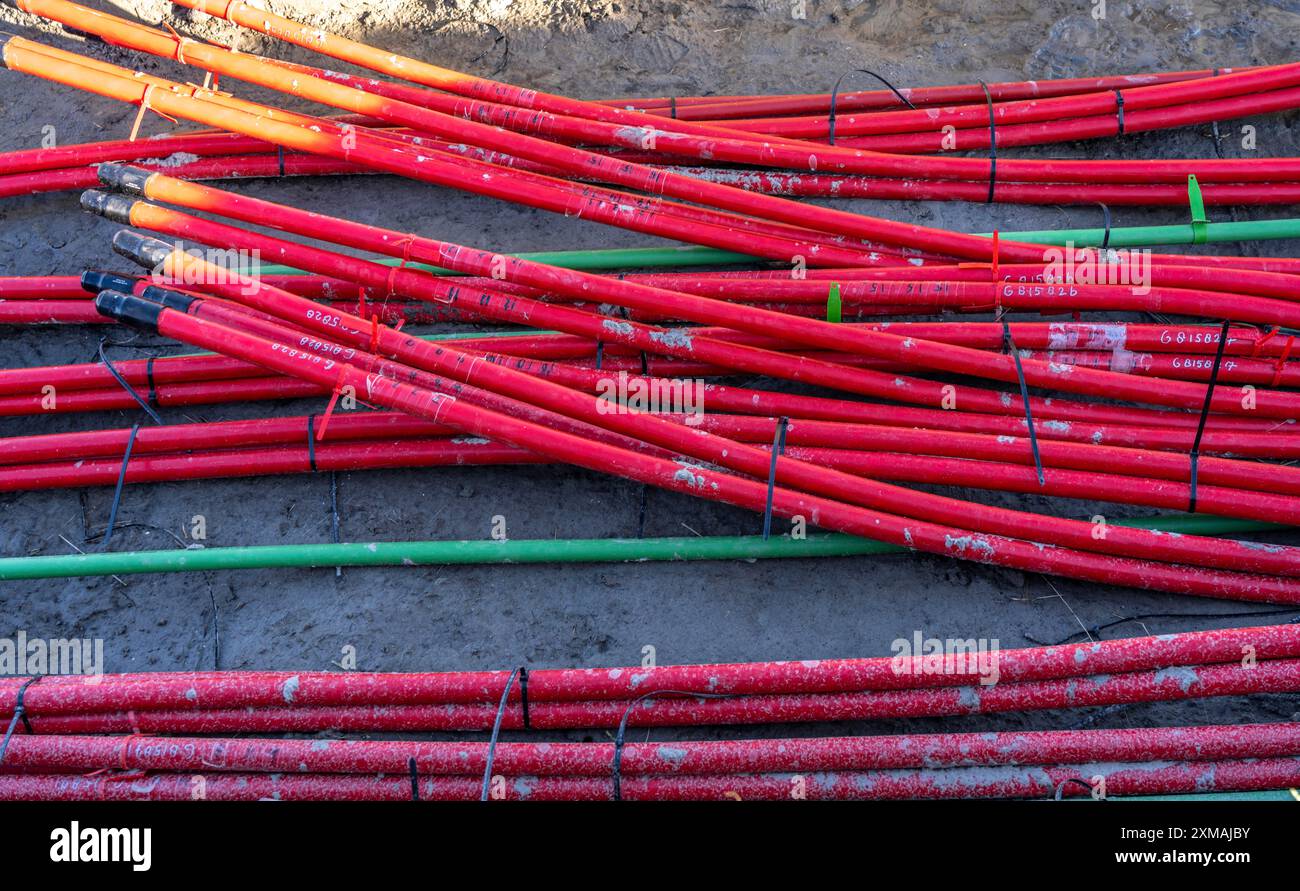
[306,414,319,472]
[0,677,42,767]
[615,304,648,374]
[329,471,341,543]
[408,757,420,801]
[1188,319,1233,513]
[145,357,158,407]
[1209,69,1225,159]
[669,96,677,119]
[612,688,732,801]
[1000,322,1046,486]
[1097,202,1113,249]
[480,667,522,801]
[827,69,916,146]
[761,416,790,539]
[1053,777,1099,801]
[98,338,163,425]
[102,423,141,551]
[519,667,531,729]
[330,470,342,578]
[636,484,649,538]
[594,340,604,370]
[1113,89,1125,135]
[980,81,997,204]
[277,144,286,178]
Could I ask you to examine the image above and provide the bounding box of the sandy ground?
[1,0,1299,743]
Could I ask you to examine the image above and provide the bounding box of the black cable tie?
[329,471,341,545]
[277,144,286,178]
[329,469,342,578]
[1053,777,1099,801]
[145,357,158,407]
[669,96,677,120]
[977,80,998,202]
[1188,319,1233,513]
[611,688,731,801]
[636,484,649,538]
[306,414,319,472]
[827,68,916,146]
[1097,202,1113,250]
[98,338,163,425]
[594,340,604,370]
[761,416,790,539]
[0,676,42,767]
[1113,89,1125,136]
[1209,68,1225,159]
[480,667,522,801]
[617,305,648,374]
[1000,322,1046,487]
[408,757,419,801]
[102,423,141,551]
[518,666,530,730]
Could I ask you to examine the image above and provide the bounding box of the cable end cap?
[94,289,165,333]
[80,189,135,224]
[140,284,198,312]
[80,270,139,295]
[97,162,155,196]
[111,229,174,271]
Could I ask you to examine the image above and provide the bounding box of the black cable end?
[140,284,198,312]
[80,189,135,224]
[94,289,164,333]
[111,229,174,271]
[80,269,138,295]
[97,162,155,196]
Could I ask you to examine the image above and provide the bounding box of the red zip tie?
[992,229,1002,318]
[1272,334,1295,388]
[314,369,349,442]
[382,234,418,306]
[1252,325,1280,358]
[368,314,381,355]
[119,732,144,770]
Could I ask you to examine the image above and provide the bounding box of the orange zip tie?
[162,21,190,65]
[127,83,178,142]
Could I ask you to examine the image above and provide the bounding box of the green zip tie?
[1187,174,1209,244]
[826,282,842,322]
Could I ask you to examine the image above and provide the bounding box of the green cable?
[0,515,1282,581]
[131,327,561,364]
[986,216,1300,249]
[256,244,753,277]
[253,215,1300,278]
